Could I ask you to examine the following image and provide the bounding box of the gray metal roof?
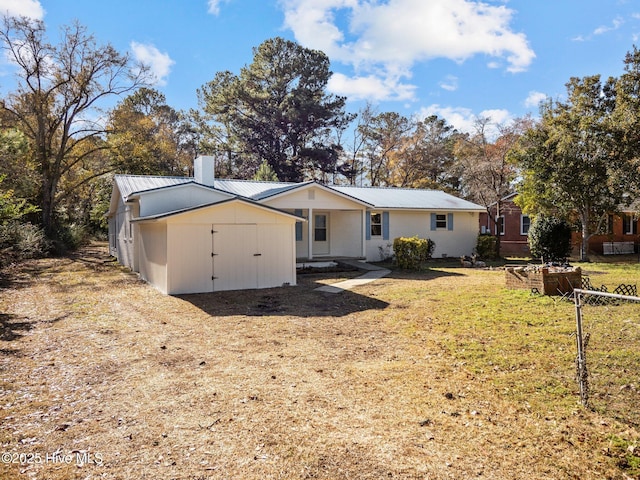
[132,197,307,222]
[113,174,484,211]
[332,185,485,211]
[212,179,302,200]
[115,175,192,200]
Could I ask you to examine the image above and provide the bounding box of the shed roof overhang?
[131,197,307,224]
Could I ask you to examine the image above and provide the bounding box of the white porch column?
[361,209,367,259]
[308,207,313,260]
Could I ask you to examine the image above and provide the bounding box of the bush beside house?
[393,236,435,270]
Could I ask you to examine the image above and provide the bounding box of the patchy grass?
[1,243,639,479]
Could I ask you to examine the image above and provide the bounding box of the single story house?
[107,156,485,294]
[572,211,638,255]
[480,193,639,257]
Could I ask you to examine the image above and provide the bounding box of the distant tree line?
[1,14,640,263]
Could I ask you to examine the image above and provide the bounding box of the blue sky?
[2,0,640,134]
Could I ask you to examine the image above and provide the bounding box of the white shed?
[133,198,300,294]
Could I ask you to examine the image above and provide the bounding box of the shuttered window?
[431,213,454,231]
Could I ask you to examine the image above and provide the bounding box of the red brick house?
[573,211,638,255]
[479,193,531,256]
[479,193,639,257]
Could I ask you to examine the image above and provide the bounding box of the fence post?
[574,290,589,407]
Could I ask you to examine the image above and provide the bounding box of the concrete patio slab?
[314,268,391,293]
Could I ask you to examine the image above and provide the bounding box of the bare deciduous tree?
[0,15,148,233]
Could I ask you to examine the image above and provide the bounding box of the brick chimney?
[194,155,215,186]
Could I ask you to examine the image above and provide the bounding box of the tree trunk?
[580,210,590,261]
[495,201,502,258]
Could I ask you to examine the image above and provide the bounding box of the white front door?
[312,212,329,256]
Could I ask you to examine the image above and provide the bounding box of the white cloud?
[419,104,511,137]
[0,0,44,19]
[207,0,230,16]
[574,16,624,42]
[328,72,415,101]
[130,42,174,87]
[594,16,624,35]
[439,75,458,92]
[281,0,535,102]
[524,91,547,109]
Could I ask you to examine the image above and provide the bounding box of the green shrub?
[528,216,572,263]
[393,236,435,270]
[475,234,497,259]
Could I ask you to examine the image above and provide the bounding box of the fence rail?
[573,288,640,408]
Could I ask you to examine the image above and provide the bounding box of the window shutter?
[382,211,390,240]
[294,209,302,241]
[430,213,437,231]
[447,213,454,231]
[366,213,371,240]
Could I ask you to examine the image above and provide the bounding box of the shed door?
[257,224,294,288]
[169,224,214,294]
[212,224,258,291]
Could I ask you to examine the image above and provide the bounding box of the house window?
[623,214,638,235]
[431,213,453,231]
[520,215,531,236]
[496,215,505,235]
[370,213,382,237]
[606,214,614,235]
[314,214,327,241]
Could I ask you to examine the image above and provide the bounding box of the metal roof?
[113,174,484,211]
[332,185,485,211]
[115,175,192,200]
[131,197,307,222]
[212,179,301,200]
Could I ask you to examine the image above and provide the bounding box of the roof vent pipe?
[194,155,215,186]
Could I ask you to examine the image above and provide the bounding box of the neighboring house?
[107,156,485,294]
[479,193,531,257]
[479,193,639,257]
[573,210,639,255]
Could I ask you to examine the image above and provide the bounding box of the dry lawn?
[1,243,639,479]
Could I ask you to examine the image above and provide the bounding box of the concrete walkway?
[314,260,390,293]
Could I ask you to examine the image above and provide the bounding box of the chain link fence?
[573,288,640,426]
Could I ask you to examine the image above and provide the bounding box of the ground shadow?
[178,265,470,318]
[0,312,68,352]
[0,313,33,343]
[178,275,390,318]
[379,266,467,281]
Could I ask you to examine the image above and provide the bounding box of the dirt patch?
[0,243,638,479]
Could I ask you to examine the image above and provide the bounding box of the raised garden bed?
[505,265,582,296]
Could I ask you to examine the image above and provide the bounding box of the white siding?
[167,224,213,294]
[160,201,297,294]
[257,224,296,288]
[138,223,168,293]
[212,224,258,292]
[329,210,363,257]
[365,211,479,261]
[114,200,135,270]
[287,208,363,259]
[263,185,365,211]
